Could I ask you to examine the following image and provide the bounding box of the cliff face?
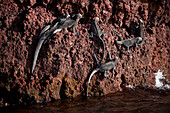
[0,0,169,105]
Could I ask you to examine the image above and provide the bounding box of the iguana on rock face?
[88,17,106,63]
[31,14,82,73]
[39,14,71,42]
[115,33,142,53]
[55,14,82,35]
[87,51,118,96]
[114,19,146,53]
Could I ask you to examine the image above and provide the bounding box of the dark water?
[1,88,170,113]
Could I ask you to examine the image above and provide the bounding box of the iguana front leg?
[135,43,139,48]
[94,52,99,65]
[43,33,53,44]
[43,27,62,44]
[108,50,112,60]
[72,24,79,36]
[112,66,115,73]
[127,46,130,53]
[137,37,146,46]
[87,32,94,38]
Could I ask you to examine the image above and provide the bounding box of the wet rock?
[0,0,169,105]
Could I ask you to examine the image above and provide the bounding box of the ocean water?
[154,69,170,89]
[0,88,170,113]
[0,69,170,113]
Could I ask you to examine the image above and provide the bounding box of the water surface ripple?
[1,88,170,113]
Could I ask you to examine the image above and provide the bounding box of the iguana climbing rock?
[114,19,146,53]
[88,17,106,63]
[31,14,82,73]
[39,14,70,42]
[113,30,142,53]
[54,14,82,35]
[87,51,118,96]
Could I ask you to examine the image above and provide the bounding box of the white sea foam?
[154,69,170,89]
[125,85,134,89]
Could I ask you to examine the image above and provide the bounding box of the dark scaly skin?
[43,14,71,44]
[114,19,146,53]
[87,51,118,96]
[39,15,70,41]
[56,14,82,35]
[116,37,142,52]
[114,30,142,53]
[39,24,51,39]
[31,35,47,73]
[88,17,106,63]
[31,14,82,73]
[31,15,70,73]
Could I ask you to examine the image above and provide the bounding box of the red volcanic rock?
[0,0,169,105]
[29,0,36,6]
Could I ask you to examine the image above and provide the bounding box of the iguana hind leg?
[39,24,51,39]
[72,24,79,36]
[108,50,112,60]
[127,46,130,53]
[87,32,93,38]
[104,70,109,78]
[94,52,99,65]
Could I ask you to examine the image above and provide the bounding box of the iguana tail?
[39,25,51,39]
[98,36,105,63]
[87,68,99,96]
[31,36,46,73]
[116,40,123,45]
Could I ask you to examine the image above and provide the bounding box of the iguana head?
[137,37,143,43]
[65,14,70,19]
[77,13,82,18]
[72,13,82,19]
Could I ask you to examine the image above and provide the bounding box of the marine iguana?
[31,14,82,73]
[113,30,142,53]
[87,51,118,96]
[88,17,106,63]
[54,14,82,34]
[113,19,146,53]
[44,14,82,44]
[43,13,82,44]
[40,14,71,44]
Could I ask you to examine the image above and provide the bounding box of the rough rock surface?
[0,0,169,105]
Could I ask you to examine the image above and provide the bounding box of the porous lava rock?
[0,0,169,105]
